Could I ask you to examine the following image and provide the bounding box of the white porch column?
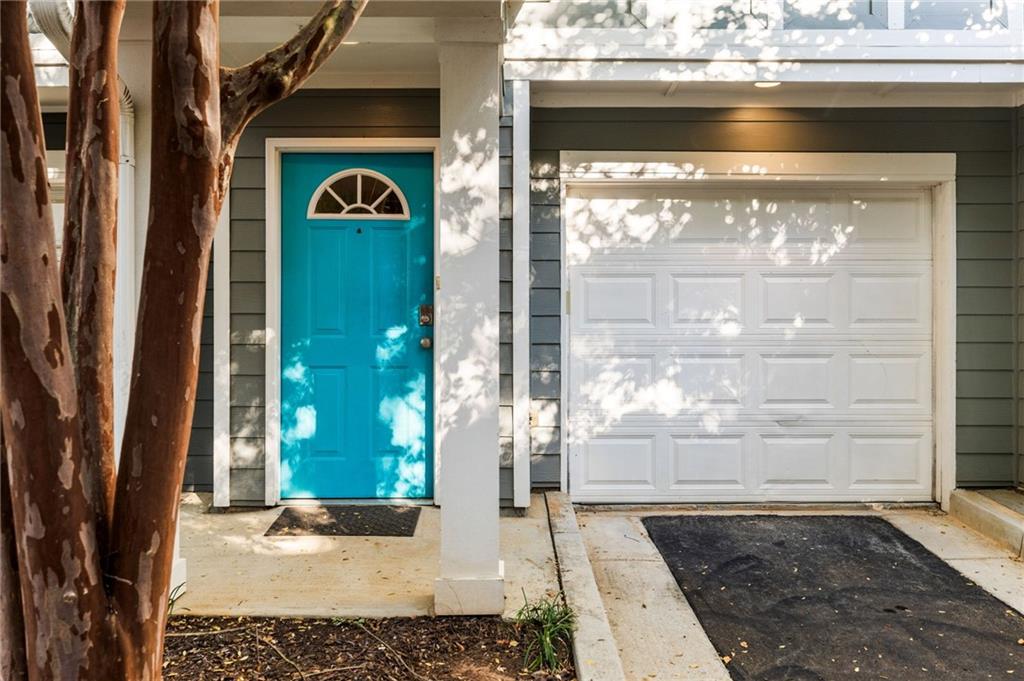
[433,20,505,616]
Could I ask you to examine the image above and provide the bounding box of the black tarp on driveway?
[642,515,1024,681]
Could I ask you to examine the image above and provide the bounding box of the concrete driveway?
[575,507,1024,681]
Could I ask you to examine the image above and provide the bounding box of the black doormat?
[642,515,1024,681]
[265,505,420,537]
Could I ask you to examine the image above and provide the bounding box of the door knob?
[420,337,432,349]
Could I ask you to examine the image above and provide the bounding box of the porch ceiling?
[218,0,502,89]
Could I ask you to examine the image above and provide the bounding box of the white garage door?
[566,183,934,502]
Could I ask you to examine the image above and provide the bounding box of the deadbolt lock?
[420,337,433,349]
[419,304,434,326]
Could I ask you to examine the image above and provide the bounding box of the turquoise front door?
[280,152,434,499]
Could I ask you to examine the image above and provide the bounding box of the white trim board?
[504,60,1024,85]
[558,151,957,509]
[529,88,1024,109]
[212,193,231,507]
[262,137,441,507]
[511,80,532,509]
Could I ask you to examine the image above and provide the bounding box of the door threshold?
[575,501,940,514]
[278,498,435,507]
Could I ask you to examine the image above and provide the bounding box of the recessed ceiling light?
[754,81,781,88]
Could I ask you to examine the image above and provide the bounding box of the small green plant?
[514,591,576,672]
[167,582,187,617]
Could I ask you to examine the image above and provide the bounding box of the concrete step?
[949,489,1024,558]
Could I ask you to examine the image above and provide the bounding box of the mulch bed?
[164,615,575,681]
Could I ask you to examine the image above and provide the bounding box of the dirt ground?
[163,615,575,681]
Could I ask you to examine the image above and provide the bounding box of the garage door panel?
[578,273,656,327]
[572,346,930,418]
[759,273,838,328]
[671,353,745,406]
[567,185,934,503]
[759,353,837,409]
[579,436,656,491]
[849,353,930,410]
[848,434,931,490]
[567,187,931,264]
[758,435,838,489]
[671,274,745,331]
[849,273,930,328]
[569,427,933,501]
[571,265,931,337]
[849,191,930,244]
[670,435,747,489]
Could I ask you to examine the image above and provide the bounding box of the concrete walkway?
[175,493,559,619]
[575,507,1024,681]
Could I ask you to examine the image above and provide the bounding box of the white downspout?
[29,0,137,458]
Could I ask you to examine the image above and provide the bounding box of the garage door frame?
[558,152,958,508]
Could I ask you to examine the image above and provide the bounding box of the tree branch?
[217,0,367,197]
[60,0,126,564]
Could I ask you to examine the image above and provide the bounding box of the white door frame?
[558,151,958,509]
[261,137,442,506]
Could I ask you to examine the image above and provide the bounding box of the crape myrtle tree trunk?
[0,1,367,679]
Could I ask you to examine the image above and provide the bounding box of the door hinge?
[435,275,441,291]
[529,410,538,428]
[565,289,571,315]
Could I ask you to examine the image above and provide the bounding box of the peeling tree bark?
[60,0,126,564]
[0,3,112,678]
[1,433,28,681]
[3,1,366,678]
[107,3,223,676]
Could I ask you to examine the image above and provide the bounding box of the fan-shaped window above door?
[307,168,410,219]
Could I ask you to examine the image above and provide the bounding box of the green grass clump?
[514,591,576,672]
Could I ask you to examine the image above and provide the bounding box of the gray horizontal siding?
[1017,104,1024,489]
[224,89,440,505]
[183,256,214,492]
[530,106,1017,488]
[499,84,515,505]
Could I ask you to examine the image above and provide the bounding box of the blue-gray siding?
[530,106,1018,487]
[499,83,515,503]
[1016,104,1024,489]
[183,262,214,491]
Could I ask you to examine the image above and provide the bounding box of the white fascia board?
[504,60,1024,84]
[561,151,957,184]
[219,16,436,44]
[504,27,1023,59]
